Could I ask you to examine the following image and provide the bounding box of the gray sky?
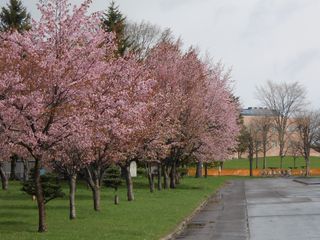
[2,0,320,108]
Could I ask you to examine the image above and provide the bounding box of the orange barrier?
[187,168,320,177]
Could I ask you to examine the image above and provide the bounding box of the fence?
[187,168,320,177]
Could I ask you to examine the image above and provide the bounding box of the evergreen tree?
[101,1,130,56]
[103,165,122,205]
[0,0,31,32]
[22,168,65,204]
[236,122,250,159]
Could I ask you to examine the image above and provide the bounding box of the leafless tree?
[295,110,320,176]
[246,123,260,173]
[256,81,306,169]
[246,124,255,177]
[312,121,320,152]
[125,20,174,60]
[252,116,273,169]
[287,139,300,169]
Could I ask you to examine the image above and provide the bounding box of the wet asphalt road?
[174,178,320,240]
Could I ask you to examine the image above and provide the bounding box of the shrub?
[103,166,122,204]
[104,166,122,191]
[177,168,188,178]
[21,168,65,204]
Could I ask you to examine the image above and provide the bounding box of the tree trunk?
[163,165,169,189]
[147,166,155,193]
[170,161,176,189]
[92,186,101,211]
[204,163,208,178]
[280,155,284,169]
[150,174,155,192]
[157,163,162,191]
[248,137,254,177]
[114,194,119,205]
[249,157,253,177]
[123,164,134,201]
[195,161,202,178]
[85,166,103,212]
[263,152,267,169]
[10,155,17,180]
[23,159,30,182]
[279,134,285,169]
[0,163,8,190]
[279,143,284,169]
[294,156,296,168]
[69,174,77,219]
[34,158,47,232]
[255,151,259,169]
[175,171,180,184]
[305,157,310,177]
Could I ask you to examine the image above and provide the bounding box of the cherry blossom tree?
[0,0,114,232]
[50,120,91,220]
[192,62,239,176]
[175,49,209,179]
[82,55,155,206]
[0,0,242,232]
[146,42,239,184]
[145,41,191,188]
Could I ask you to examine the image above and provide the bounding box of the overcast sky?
[1,0,320,108]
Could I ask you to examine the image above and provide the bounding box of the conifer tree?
[103,166,122,205]
[0,0,31,32]
[101,1,130,56]
[22,169,65,204]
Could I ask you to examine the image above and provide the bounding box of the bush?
[137,168,147,177]
[21,168,65,204]
[103,165,122,205]
[177,168,188,178]
[103,166,122,191]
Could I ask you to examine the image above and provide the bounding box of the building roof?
[241,107,277,116]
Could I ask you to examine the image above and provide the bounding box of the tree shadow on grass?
[0,220,34,233]
[46,205,68,210]
[75,193,93,200]
[175,184,202,190]
[0,193,31,201]
[0,204,37,210]
[132,181,150,189]
[0,211,31,219]
[130,179,203,190]
[1,202,68,211]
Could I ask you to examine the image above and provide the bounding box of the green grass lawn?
[0,176,233,240]
[223,156,320,169]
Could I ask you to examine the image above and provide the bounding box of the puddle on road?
[187,222,206,229]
